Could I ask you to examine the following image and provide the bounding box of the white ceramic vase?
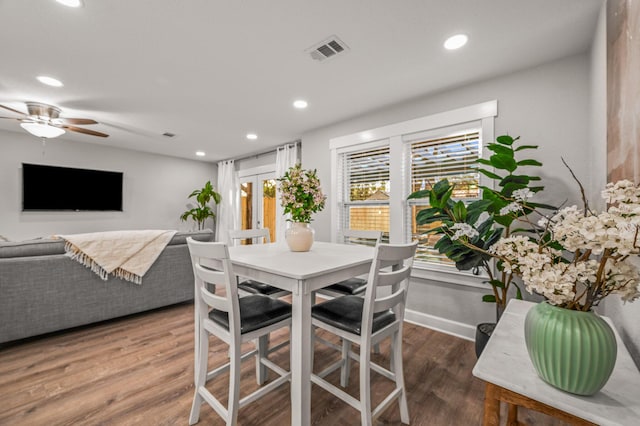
[285,222,314,252]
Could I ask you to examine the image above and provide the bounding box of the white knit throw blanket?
[55,230,177,284]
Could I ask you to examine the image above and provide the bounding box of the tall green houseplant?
[180,181,221,231]
[408,135,554,319]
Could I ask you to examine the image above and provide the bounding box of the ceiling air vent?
[162,132,176,138]
[306,35,349,62]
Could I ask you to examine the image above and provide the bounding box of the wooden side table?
[473,300,640,426]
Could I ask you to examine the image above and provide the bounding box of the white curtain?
[216,160,240,244]
[275,144,299,243]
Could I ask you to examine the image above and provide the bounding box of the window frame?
[330,100,497,287]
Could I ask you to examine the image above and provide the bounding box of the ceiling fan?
[0,102,108,138]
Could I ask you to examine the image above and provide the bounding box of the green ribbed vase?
[524,301,617,396]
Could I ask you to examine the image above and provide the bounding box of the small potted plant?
[180,181,221,231]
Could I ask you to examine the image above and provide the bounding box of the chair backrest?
[361,241,418,338]
[340,229,382,247]
[186,237,241,337]
[228,228,270,246]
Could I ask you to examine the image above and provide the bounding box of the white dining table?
[227,241,376,425]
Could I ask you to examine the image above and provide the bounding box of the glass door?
[240,172,277,243]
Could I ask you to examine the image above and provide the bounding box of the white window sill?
[411,264,490,290]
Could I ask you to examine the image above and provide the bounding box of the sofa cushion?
[0,229,214,259]
[0,238,65,258]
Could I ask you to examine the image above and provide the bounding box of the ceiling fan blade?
[61,125,109,138]
[0,104,27,117]
[56,118,99,125]
[0,116,22,120]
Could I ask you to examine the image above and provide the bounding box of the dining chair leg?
[340,339,351,387]
[189,329,209,425]
[256,335,269,385]
[227,340,242,426]
[360,347,373,426]
[392,329,410,424]
[310,327,316,372]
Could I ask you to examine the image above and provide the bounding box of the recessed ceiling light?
[195,151,206,157]
[246,133,258,140]
[444,34,468,50]
[56,0,83,7]
[293,100,308,109]
[36,76,63,87]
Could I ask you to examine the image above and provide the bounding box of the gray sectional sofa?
[0,229,213,344]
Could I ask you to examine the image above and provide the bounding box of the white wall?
[0,130,216,241]
[302,53,591,334]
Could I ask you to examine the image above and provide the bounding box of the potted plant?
[408,134,554,356]
[490,177,640,395]
[277,164,327,252]
[180,181,221,231]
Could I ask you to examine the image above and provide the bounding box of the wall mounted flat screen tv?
[22,163,123,211]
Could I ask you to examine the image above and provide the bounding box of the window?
[336,143,390,243]
[405,127,481,266]
[330,100,496,284]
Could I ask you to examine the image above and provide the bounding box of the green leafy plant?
[180,181,221,230]
[408,135,555,318]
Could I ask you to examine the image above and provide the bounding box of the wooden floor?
[0,302,569,426]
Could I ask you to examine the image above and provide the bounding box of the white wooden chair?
[310,241,418,426]
[228,228,289,299]
[187,238,291,425]
[318,229,383,298]
[315,229,383,361]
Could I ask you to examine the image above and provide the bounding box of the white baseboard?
[404,309,476,341]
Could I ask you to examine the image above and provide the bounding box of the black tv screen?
[22,163,123,211]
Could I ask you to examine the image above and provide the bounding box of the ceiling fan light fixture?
[246,133,258,140]
[20,122,66,138]
[55,0,83,8]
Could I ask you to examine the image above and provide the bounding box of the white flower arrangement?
[277,164,327,223]
[490,180,640,311]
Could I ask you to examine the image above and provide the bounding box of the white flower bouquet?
[490,180,640,311]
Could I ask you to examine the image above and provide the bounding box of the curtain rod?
[228,140,300,163]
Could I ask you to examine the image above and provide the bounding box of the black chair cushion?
[324,277,367,295]
[238,279,287,296]
[311,295,395,336]
[209,295,292,334]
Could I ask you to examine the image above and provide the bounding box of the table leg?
[483,383,501,426]
[507,403,519,425]
[291,284,312,426]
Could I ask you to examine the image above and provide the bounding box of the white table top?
[228,241,375,292]
[473,299,640,426]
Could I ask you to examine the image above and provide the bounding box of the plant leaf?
[477,168,503,180]
[486,144,514,157]
[514,144,538,151]
[517,159,543,167]
[496,135,514,145]
[482,294,497,303]
[489,154,517,172]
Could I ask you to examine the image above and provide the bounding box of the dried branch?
[561,157,591,215]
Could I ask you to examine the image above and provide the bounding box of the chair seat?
[312,295,395,335]
[324,277,367,295]
[210,295,292,334]
[238,279,287,296]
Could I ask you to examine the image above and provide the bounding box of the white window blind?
[337,145,390,243]
[406,129,481,265]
